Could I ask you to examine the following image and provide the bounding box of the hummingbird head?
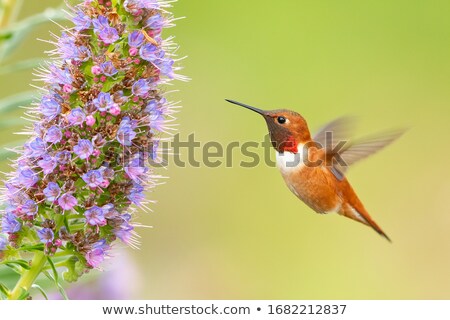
[226,99,312,153]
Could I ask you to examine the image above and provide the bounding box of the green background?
[1,0,449,299]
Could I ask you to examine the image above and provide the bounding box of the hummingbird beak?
[225,99,267,116]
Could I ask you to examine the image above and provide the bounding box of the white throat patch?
[276,143,306,175]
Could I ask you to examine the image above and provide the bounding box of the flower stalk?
[9,251,46,300]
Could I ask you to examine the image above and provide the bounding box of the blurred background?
[0,0,449,299]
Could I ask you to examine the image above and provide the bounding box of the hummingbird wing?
[314,118,405,180]
[330,130,405,180]
[313,117,355,180]
[313,117,355,150]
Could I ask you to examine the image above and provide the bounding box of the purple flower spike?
[26,137,47,158]
[149,108,165,131]
[155,58,175,78]
[85,206,106,226]
[44,126,63,143]
[17,168,39,188]
[86,115,96,126]
[109,105,121,116]
[93,15,110,32]
[57,35,78,60]
[100,61,118,76]
[82,170,104,188]
[40,96,61,119]
[129,47,138,56]
[73,139,94,159]
[92,16,119,44]
[132,79,150,97]
[91,65,102,75]
[20,200,38,217]
[48,65,73,86]
[77,45,91,62]
[86,239,109,268]
[128,190,145,205]
[5,185,29,206]
[73,10,91,31]
[139,43,158,62]
[116,117,137,146]
[38,154,57,175]
[58,193,78,211]
[37,228,54,243]
[124,0,159,13]
[43,182,61,202]
[2,213,21,233]
[55,150,71,164]
[67,108,86,125]
[98,27,119,44]
[0,235,7,251]
[1,0,184,281]
[102,204,118,219]
[128,30,144,48]
[145,99,158,112]
[93,92,115,111]
[114,221,134,244]
[124,155,148,182]
[146,13,164,30]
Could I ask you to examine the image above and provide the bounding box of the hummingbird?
[226,99,404,241]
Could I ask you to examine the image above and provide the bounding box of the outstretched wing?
[337,130,405,168]
[313,116,355,150]
[314,118,405,180]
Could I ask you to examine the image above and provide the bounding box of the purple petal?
[139,43,158,62]
[58,193,78,210]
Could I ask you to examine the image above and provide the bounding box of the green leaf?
[0,282,10,297]
[74,177,86,189]
[0,7,67,60]
[31,284,48,300]
[3,263,21,274]
[102,74,125,92]
[63,215,70,232]
[43,270,68,300]
[0,31,13,41]
[62,256,83,283]
[16,287,29,300]
[19,243,44,252]
[46,257,59,282]
[1,259,30,270]
[0,90,36,113]
[46,258,68,300]
[0,265,20,288]
[81,59,94,78]
[57,282,69,300]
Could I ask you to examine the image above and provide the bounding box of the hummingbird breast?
[276,146,342,213]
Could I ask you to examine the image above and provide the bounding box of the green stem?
[53,250,73,258]
[8,251,47,300]
[43,260,68,270]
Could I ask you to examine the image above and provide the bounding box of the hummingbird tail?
[339,203,391,242]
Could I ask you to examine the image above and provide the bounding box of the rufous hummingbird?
[226,99,404,241]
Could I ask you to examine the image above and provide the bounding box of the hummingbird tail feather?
[339,203,391,242]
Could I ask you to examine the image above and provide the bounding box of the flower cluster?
[0,0,183,282]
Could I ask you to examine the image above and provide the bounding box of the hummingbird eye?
[277,116,287,124]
